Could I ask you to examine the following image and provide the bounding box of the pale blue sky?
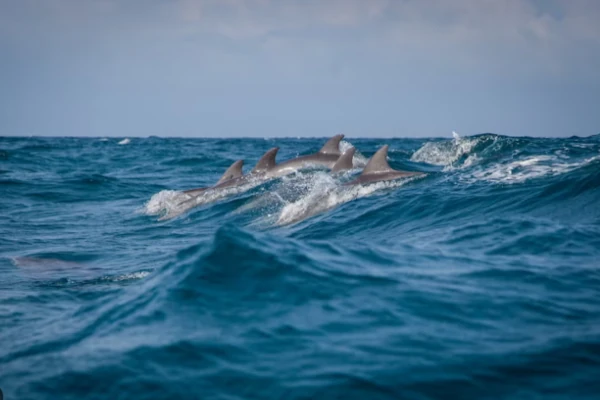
[1,0,599,137]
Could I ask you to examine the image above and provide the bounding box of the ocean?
[1,133,599,399]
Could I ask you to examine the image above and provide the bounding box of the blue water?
[1,134,600,399]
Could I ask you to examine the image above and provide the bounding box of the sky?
[1,0,599,138]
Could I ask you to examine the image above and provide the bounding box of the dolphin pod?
[180,134,348,197]
[175,134,424,212]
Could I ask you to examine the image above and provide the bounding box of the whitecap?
[465,155,599,184]
[411,132,487,170]
[101,271,151,282]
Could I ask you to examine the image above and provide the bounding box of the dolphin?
[175,147,280,208]
[345,145,424,185]
[258,134,346,179]
[182,135,345,196]
[169,137,348,218]
[183,159,245,197]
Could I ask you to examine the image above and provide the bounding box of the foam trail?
[143,176,267,220]
[118,138,131,145]
[101,271,151,282]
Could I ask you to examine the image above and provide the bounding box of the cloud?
[3,0,597,85]
[152,0,599,78]
[1,0,599,137]
[4,0,599,49]
[166,0,600,43]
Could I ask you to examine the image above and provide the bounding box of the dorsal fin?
[331,147,356,173]
[319,134,344,155]
[251,147,279,174]
[216,160,244,184]
[360,145,394,176]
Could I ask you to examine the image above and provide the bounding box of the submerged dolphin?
[257,134,346,179]
[345,145,424,185]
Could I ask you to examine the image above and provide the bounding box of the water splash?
[143,176,267,220]
[276,173,420,226]
[340,140,368,167]
[410,131,486,169]
[142,190,188,216]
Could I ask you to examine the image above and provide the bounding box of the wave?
[163,224,400,308]
[66,174,120,186]
[160,157,211,167]
[0,178,27,186]
[411,132,600,184]
[465,154,600,184]
[410,132,519,169]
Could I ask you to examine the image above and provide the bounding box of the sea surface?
[1,133,600,399]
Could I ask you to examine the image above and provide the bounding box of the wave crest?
[410,133,505,169]
[412,133,600,184]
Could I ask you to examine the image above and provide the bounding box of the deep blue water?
[1,134,600,399]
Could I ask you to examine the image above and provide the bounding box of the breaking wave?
[411,131,600,184]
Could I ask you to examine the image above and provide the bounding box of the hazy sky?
[1,0,599,137]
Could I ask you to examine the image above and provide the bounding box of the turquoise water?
[1,134,600,399]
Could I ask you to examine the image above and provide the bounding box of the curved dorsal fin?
[251,147,279,174]
[360,145,393,176]
[331,147,356,173]
[216,160,244,184]
[319,134,344,155]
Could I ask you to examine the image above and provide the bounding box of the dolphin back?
[319,134,344,156]
[354,145,424,183]
[360,145,394,176]
[251,147,279,174]
[331,147,356,173]
[216,160,244,184]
